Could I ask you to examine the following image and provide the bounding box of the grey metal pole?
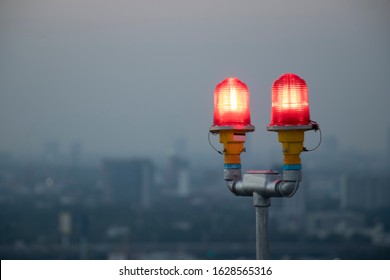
[253,192,270,260]
[255,206,269,260]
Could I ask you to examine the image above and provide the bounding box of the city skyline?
[1,142,389,260]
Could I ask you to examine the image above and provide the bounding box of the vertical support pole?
[253,192,270,260]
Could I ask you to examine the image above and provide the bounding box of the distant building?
[167,155,191,196]
[340,173,390,211]
[165,138,191,196]
[102,158,155,209]
[177,162,190,196]
[306,210,365,239]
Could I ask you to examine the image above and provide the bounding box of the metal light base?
[267,124,314,131]
[224,168,302,260]
[209,124,255,133]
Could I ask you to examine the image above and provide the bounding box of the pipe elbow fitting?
[226,180,236,194]
[226,179,245,196]
[276,180,300,197]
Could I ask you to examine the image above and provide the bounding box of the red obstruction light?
[269,73,310,127]
[212,77,253,131]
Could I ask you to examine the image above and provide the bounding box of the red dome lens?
[213,77,251,127]
[269,73,310,126]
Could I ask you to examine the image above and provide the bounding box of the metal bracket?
[225,169,301,198]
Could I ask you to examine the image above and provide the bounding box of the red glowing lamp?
[211,77,254,132]
[268,73,310,128]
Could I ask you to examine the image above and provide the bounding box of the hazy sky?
[0,0,389,160]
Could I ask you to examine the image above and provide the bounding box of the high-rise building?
[166,155,190,196]
[102,158,155,209]
[165,138,191,196]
